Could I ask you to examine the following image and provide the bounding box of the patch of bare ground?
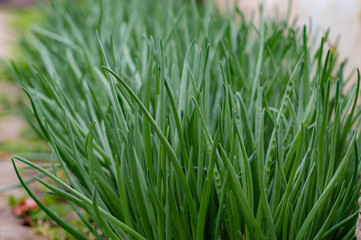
[0,157,46,240]
[0,7,45,240]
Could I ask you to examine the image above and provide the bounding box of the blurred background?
[217,0,361,78]
[0,1,48,239]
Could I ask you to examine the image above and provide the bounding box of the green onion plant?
[9,0,361,239]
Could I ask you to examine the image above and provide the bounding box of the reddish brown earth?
[0,9,45,240]
[0,158,46,240]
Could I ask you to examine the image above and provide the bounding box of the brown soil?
[0,9,45,240]
[0,158,46,240]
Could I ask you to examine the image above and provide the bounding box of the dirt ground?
[0,10,45,240]
[0,157,46,240]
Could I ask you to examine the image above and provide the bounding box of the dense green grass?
[9,0,361,239]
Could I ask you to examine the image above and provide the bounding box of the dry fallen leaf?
[12,197,39,217]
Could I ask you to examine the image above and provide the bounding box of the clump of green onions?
[9,0,361,239]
